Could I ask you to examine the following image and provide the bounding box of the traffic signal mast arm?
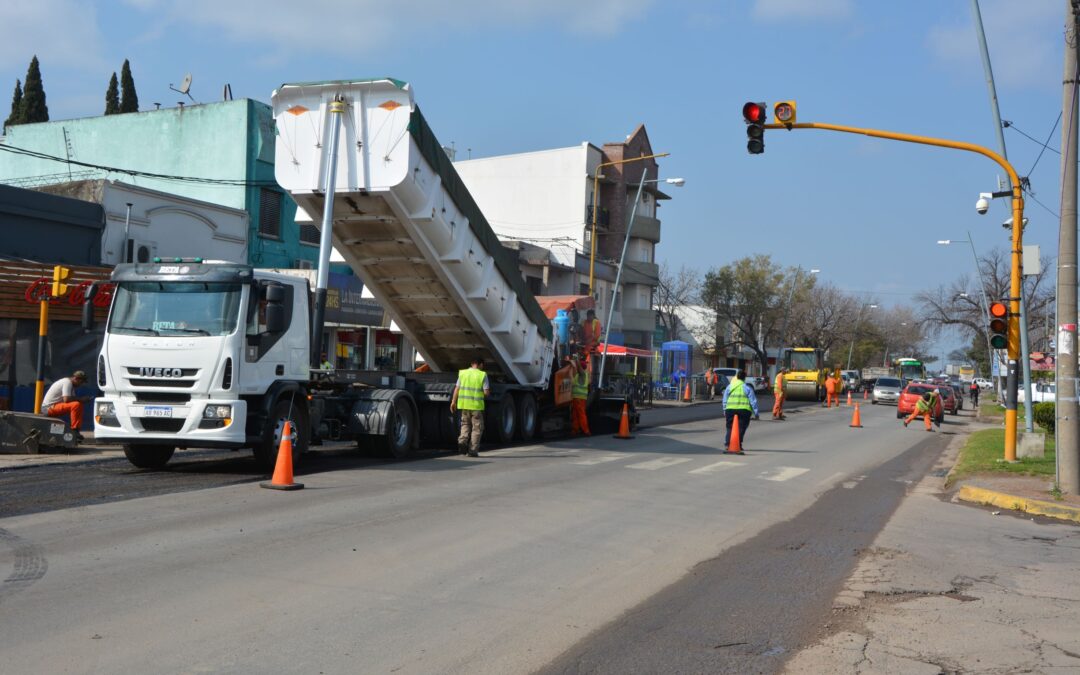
[762,119,1025,462]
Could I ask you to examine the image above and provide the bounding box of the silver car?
[872,377,903,405]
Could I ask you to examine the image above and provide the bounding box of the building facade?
[454,126,668,352]
[0,99,318,268]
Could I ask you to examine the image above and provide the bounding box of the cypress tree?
[20,56,48,123]
[105,72,120,115]
[119,59,138,113]
[5,79,23,127]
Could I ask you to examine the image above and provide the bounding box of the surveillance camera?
[975,197,990,215]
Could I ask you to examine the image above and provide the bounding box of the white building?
[37,180,248,265]
[455,126,669,352]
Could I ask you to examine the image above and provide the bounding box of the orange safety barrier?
[726,415,744,455]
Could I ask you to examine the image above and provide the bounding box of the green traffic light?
[989,335,1007,349]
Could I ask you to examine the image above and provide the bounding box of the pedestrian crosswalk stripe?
[689,461,743,475]
[627,457,694,471]
[574,453,633,466]
[759,466,811,482]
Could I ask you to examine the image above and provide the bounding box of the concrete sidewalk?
[783,436,1080,673]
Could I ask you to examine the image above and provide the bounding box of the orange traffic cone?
[683,380,692,402]
[846,391,853,406]
[849,403,863,428]
[726,415,744,455]
[260,420,304,490]
[613,402,635,439]
[863,388,868,400]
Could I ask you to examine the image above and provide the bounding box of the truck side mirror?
[265,303,285,333]
[265,284,285,303]
[81,283,98,331]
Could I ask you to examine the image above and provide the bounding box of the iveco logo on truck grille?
[138,367,184,378]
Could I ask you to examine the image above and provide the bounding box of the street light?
[846,303,878,370]
[597,174,686,389]
[937,232,999,391]
[589,152,670,294]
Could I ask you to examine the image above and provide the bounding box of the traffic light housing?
[743,101,766,154]
[52,265,71,297]
[988,301,1008,349]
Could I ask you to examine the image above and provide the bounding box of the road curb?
[957,485,1080,523]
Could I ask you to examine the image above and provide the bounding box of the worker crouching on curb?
[569,356,591,436]
[904,389,942,432]
[772,367,788,420]
[450,357,491,456]
[43,369,91,442]
[723,369,759,450]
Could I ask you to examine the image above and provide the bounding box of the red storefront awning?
[598,343,654,358]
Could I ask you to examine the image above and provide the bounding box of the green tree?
[5,79,23,127]
[701,254,788,375]
[104,72,120,115]
[119,59,138,113]
[20,56,48,123]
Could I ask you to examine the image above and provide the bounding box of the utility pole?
[1058,0,1080,494]
[971,0,1034,432]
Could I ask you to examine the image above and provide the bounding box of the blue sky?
[1,0,1066,359]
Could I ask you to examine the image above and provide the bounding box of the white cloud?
[0,0,107,73]
[926,0,1060,90]
[753,0,853,22]
[122,0,656,56]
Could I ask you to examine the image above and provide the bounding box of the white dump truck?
[84,78,633,470]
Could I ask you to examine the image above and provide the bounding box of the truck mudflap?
[348,389,419,459]
[0,411,76,454]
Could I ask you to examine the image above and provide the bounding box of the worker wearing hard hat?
[772,367,788,420]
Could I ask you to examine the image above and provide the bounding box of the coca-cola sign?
[24,278,114,307]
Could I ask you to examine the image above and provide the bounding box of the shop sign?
[24,277,114,307]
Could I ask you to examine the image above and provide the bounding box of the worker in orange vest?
[772,367,788,419]
[582,309,602,354]
[704,369,717,399]
[824,371,840,408]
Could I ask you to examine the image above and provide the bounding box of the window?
[259,189,282,239]
[299,223,320,246]
[579,283,589,296]
[110,282,242,337]
[526,276,543,296]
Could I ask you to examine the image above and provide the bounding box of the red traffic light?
[989,302,1007,318]
[743,102,766,123]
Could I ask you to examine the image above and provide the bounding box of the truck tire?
[374,396,416,460]
[123,444,174,469]
[253,399,309,472]
[485,395,516,444]
[515,393,538,441]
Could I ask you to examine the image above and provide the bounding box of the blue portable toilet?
[660,340,691,383]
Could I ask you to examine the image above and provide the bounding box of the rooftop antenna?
[169,73,195,102]
[222,83,233,101]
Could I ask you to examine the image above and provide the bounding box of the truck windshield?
[109,282,242,337]
[786,351,818,371]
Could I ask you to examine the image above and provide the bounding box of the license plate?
[144,406,173,418]
[50,423,64,435]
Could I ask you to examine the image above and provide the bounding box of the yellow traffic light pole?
[35,266,72,414]
[764,120,1024,461]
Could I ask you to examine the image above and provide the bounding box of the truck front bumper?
[92,398,249,448]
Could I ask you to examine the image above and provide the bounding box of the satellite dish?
[169,73,196,101]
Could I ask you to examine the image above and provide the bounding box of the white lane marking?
[574,453,632,466]
[627,457,694,471]
[758,466,810,482]
[817,471,847,489]
[689,461,743,475]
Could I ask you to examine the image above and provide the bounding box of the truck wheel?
[123,444,174,469]
[253,399,309,472]
[516,393,538,441]
[485,396,516,444]
[375,397,416,460]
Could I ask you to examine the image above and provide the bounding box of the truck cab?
[90,260,311,469]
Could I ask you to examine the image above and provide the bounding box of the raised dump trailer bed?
[272,79,553,387]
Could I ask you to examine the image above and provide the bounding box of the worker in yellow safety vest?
[772,367,788,420]
[904,389,942,432]
[450,357,491,456]
[569,356,591,436]
[722,369,759,450]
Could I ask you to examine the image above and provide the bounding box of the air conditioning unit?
[126,239,156,264]
[294,258,315,269]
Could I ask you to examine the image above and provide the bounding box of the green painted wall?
[0,99,317,268]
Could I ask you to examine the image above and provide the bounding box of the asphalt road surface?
[0,397,955,673]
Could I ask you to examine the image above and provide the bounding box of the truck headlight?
[203,405,233,419]
[96,401,116,417]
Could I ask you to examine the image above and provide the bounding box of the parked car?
[897,383,945,423]
[938,385,959,415]
[871,377,903,405]
[950,384,965,411]
[973,377,992,390]
[745,375,769,393]
[1017,381,1056,404]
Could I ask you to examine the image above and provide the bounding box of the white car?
[1017,381,1056,404]
[745,376,769,393]
[973,378,992,390]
